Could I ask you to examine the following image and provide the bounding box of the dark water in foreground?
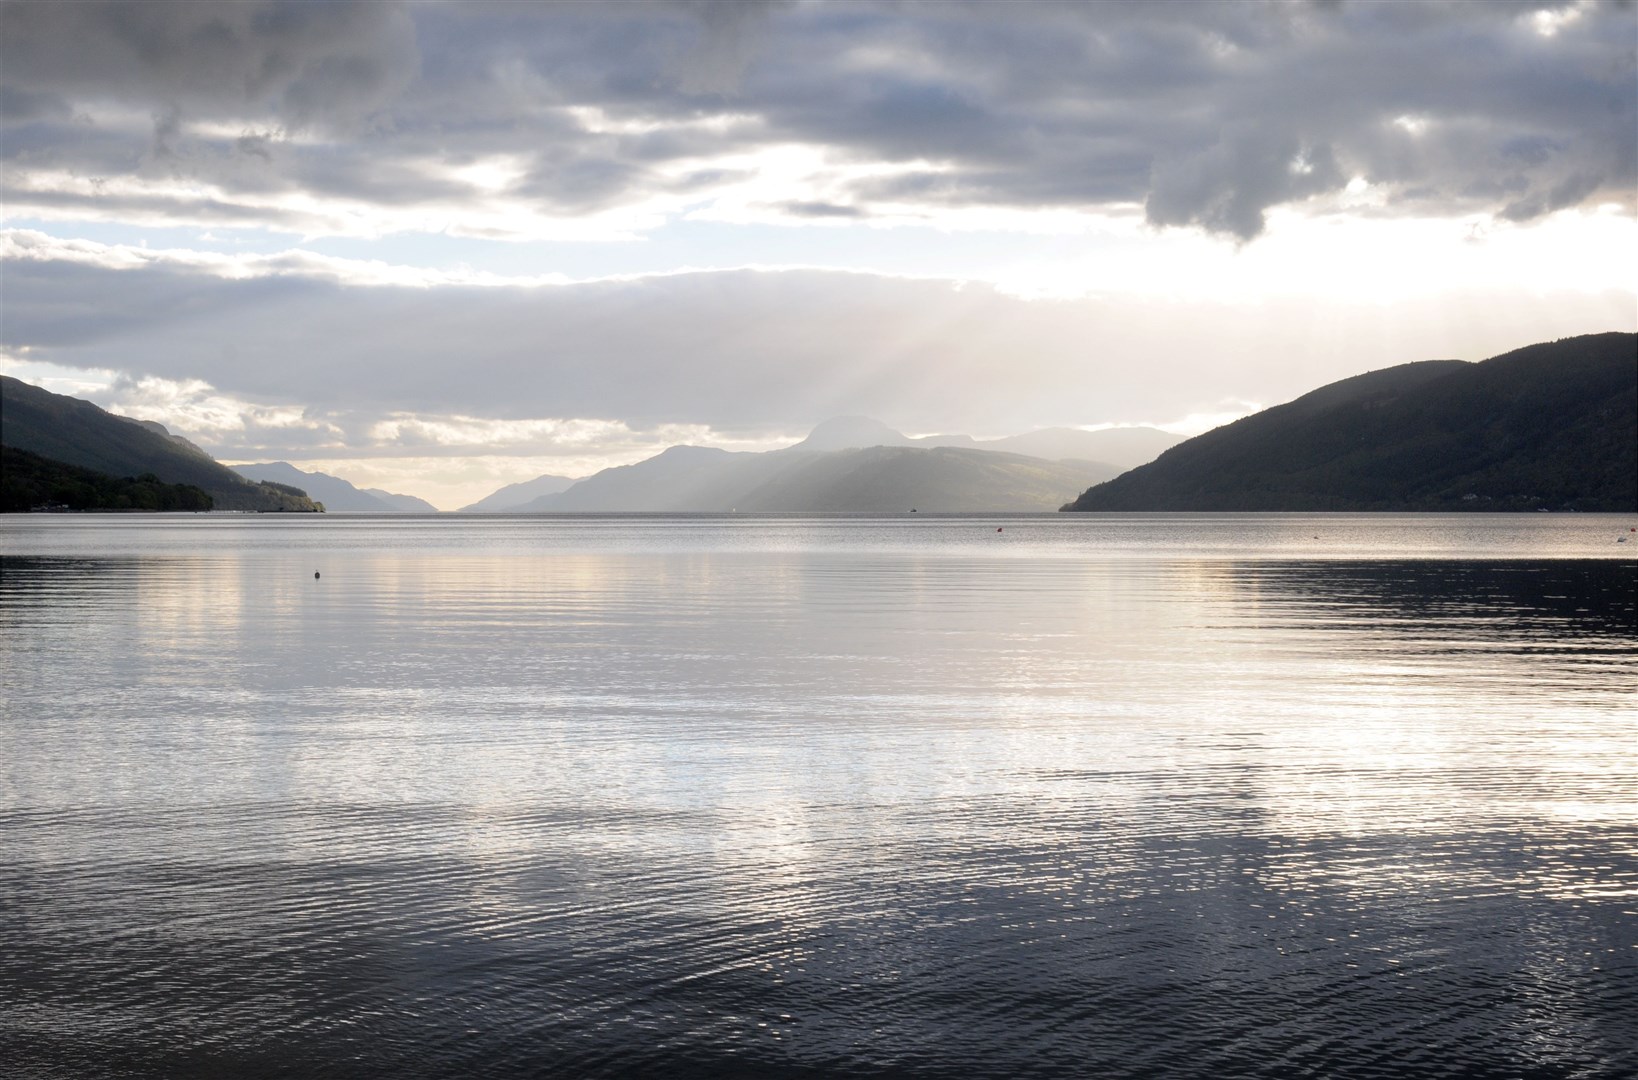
[2,514,1635,1079]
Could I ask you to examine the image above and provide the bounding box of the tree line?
[1,446,214,512]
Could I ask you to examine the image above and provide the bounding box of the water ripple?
[2,520,1635,1078]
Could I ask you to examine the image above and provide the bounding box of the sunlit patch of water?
[2,515,1634,1078]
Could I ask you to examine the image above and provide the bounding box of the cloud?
[5,233,1633,450]
[675,0,787,96]
[105,372,346,451]
[1498,169,1606,222]
[0,1,419,131]
[1147,132,1345,241]
[0,228,572,287]
[1,1,1630,242]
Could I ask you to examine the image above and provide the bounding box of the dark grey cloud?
[778,201,865,219]
[0,84,71,123]
[0,0,418,129]
[1499,170,1605,221]
[0,0,1633,240]
[1147,132,1345,240]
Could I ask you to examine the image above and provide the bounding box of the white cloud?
[0,228,571,288]
[1526,4,1589,39]
[106,375,338,443]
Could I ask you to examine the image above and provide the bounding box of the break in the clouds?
[2,0,1634,508]
[3,0,1632,242]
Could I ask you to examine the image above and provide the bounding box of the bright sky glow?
[1,0,1633,508]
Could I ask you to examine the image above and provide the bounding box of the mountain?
[2,445,215,512]
[523,445,801,512]
[792,416,917,451]
[128,418,215,459]
[732,445,1121,512]
[1062,332,1637,512]
[363,488,440,513]
[1,376,320,512]
[459,473,579,512]
[231,462,433,512]
[518,441,1120,512]
[464,419,1178,514]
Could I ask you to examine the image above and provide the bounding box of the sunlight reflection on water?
[2,514,1634,1079]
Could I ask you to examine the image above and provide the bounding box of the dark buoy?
[997,527,1003,533]
[314,571,321,579]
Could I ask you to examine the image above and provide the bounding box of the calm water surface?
[2,514,1635,1079]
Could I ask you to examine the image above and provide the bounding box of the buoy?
[997,527,1003,532]
[314,571,321,579]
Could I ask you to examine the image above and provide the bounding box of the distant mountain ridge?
[364,488,440,512]
[459,473,579,513]
[731,445,1122,512]
[792,416,921,452]
[232,462,436,512]
[1063,333,1637,512]
[1,376,320,512]
[466,419,1180,512]
[507,441,1123,513]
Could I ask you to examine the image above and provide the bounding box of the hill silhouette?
[1063,333,1636,512]
[735,445,1118,512]
[470,418,1173,513]
[1,446,215,512]
[1,376,320,511]
[363,488,440,512]
[516,441,1119,513]
[459,473,580,512]
[232,462,435,512]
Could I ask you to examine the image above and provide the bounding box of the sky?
[2,0,1634,509]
